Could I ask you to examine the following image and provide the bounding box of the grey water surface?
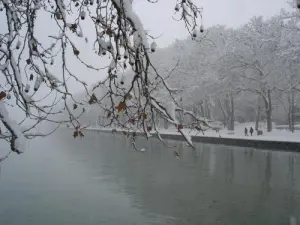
[0,130,300,225]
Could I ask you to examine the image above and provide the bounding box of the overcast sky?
[134,0,290,47]
[0,0,292,95]
[74,0,291,88]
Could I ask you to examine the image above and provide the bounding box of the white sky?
[134,0,290,47]
[0,0,292,94]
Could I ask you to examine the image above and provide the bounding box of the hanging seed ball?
[200,25,204,33]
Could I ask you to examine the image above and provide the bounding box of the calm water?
[0,130,300,225]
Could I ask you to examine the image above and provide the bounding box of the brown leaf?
[128,119,135,125]
[124,93,132,100]
[0,91,6,101]
[143,113,147,120]
[147,126,152,132]
[73,131,78,138]
[106,28,113,36]
[177,124,183,131]
[79,131,84,137]
[55,13,62,20]
[117,101,126,112]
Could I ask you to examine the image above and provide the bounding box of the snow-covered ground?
[85,122,300,143]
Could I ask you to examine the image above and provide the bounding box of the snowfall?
[84,122,300,143]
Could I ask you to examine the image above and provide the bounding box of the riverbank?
[84,123,300,152]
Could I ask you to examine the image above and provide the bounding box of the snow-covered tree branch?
[0,0,206,154]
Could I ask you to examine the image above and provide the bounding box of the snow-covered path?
[84,122,300,144]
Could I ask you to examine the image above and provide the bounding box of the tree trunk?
[255,96,260,131]
[288,93,292,131]
[291,90,295,133]
[227,92,235,131]
[266,90,272,132]
[199,101,204,117]
[205,100,211,119]
[219,99,228,128]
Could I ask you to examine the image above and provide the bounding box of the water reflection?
[0,130,300,225]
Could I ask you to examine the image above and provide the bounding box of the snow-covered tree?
[0,0,210,154]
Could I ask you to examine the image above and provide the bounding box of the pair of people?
[245,127,254,136]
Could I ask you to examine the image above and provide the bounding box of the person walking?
[250,127,254,136]
[244,127,248,136]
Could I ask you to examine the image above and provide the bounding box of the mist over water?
[0,130,299,225]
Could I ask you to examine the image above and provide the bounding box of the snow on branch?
[0,0,205,154]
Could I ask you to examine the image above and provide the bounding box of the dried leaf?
[125,93,132,100]
[70,23,77,33]
[73,104,77,110]
[143,113,147,120]
[177,124,183,131]
[117,101,126,112]
[0,91,6,101]
[79,131,84,137]
[106,28,113,36]
[55,13,62,20]
[147,126,152,132]
[73,131,78,138]
[88,93,97,104]
[128,119,135,124]
[174,151,180,160]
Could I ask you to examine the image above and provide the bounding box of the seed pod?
[16,40,21,50]
[192,29,197,37]
[124,50,128,59]
[24,83,30,93]
[34,76,43,91]
[80,10,86,20]
[200,25,204,33]
[150,41,157,52]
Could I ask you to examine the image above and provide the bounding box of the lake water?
[0,130,300,225]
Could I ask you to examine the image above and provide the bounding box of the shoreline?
[84,127,300,152]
